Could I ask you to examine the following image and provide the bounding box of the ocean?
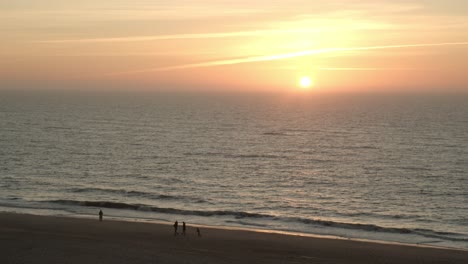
[1,91,467,249]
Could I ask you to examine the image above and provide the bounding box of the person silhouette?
[182,222,186,236]
[99,210,103,221]
[196,227,201,237]
[173,221,178,236]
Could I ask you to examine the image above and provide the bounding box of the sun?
[298,76,313,89]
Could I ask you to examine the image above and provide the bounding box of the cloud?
[317,67,433,71]
[109,41,468,75]
[36,28,328,43]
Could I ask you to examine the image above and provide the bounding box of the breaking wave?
[46,199,468,243]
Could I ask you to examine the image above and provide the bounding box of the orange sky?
[1,0,468,93]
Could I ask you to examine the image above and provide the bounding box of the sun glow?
[298,76,313,89]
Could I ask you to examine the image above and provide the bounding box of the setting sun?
[1,1,468,262]
[299,76,313,89]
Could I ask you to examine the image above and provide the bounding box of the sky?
[1,0,468,93]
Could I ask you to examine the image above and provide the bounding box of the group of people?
[173,220,201,237]
[98,210,201,237]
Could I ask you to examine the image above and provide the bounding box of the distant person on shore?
[99,210,103,221]
[182,222,186,236]
[173,221,178,236]
[197,227,201,237]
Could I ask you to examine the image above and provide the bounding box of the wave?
[344,145,379,150]
[263,129,312,136]
[397,166,433,171]
[44,126,73,130]
[412,228,468,242]
[47,200,268,218]
[227,154,286,159]
[283,217,468,242]
[225,220,269,227]
[263,132,289,136]
[67,187,208,204]
[183,152,286,159]
[45,199,468,243]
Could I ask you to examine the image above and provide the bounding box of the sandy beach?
[1,212,467,264]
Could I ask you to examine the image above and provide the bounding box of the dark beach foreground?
[1,212,467,264]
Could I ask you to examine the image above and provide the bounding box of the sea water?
[1,91,467,249]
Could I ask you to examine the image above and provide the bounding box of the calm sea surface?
[1,91,467,249]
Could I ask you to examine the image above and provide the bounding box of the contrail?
[317,67,422,71]
[36,29,323,43]
[109,41,468,75]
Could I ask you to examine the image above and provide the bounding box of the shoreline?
[1,205,467,252]
[2,212,467,264]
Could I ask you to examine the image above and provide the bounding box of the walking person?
[99,209,103,221]
[173,221,178,236]
[196,227,201,237]
[182,222,186,236]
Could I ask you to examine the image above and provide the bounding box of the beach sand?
[1,212,467,264]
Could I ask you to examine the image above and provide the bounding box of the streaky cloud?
[317,67,424,71]
[109,41,468,75]
[36,29,324,43]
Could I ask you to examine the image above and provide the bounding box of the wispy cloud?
[317,67,421,71]
[26,51,216,57]
[108,41,468,75]
[36,28,327,43]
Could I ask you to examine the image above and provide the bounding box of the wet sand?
[1,212,467,264]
